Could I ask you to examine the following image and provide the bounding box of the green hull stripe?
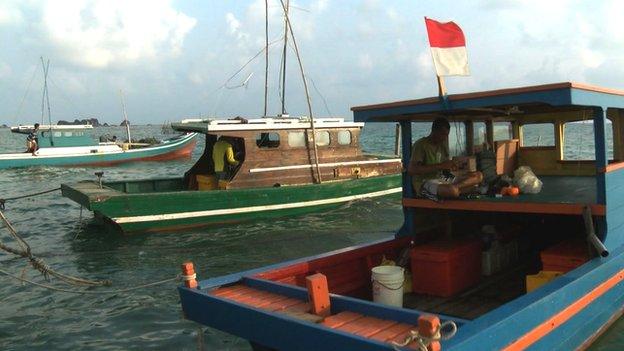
[111,187,402,224]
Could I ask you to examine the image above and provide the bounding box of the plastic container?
[526,271,563,292]
[196,175,217,190]
[371,265,404,307]
[410,239,482,297]
[541,240,589,273]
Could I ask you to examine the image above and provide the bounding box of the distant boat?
[0,125,197,169]
[60,117,402,233]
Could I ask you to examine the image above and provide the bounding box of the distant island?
[0,124,8,128]
[120,120,130,127]
[58,118,104,127]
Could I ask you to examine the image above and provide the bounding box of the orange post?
[418,314,441,351]
[306,273,331,317]
[181,262,198,289]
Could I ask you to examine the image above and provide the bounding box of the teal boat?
[1,124,197,169]
[61,117,402,233]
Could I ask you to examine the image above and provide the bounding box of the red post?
[306,273,331,317]
[418,314,441,351]
[181,262,198,289]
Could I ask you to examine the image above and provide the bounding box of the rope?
[0,209,110,287]
[0,268,180,295]
[0,187,60,210]
[391,320,457,351]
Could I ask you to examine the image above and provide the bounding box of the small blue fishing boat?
[178,82,624,350]
[1,125,197,169]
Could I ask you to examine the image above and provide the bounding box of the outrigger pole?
[277,0,322,183]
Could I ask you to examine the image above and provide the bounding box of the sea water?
[0,123,619,350]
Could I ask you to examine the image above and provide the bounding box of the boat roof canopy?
[172,117,364,133]
[352,82,624,123]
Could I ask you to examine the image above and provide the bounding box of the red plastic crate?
[540,240,589,273]
[410,239,482,297]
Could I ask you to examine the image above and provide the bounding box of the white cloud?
[0,0,23,25]
[358,53,373,70]
[10,0,197,68]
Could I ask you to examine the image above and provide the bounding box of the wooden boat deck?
[209,283,432,349]
[404,265,527,320]
[404,176,603,215]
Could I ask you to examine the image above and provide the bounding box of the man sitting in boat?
[408,117,482,198]
[26,123,40,154]
[212,136,240,182]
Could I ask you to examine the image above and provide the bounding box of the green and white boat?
[1,124,198,169]
[61,117,402,233]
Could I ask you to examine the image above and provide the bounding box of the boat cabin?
[178,83,624,351]
[172,116,401,190]
[11,124,96,147]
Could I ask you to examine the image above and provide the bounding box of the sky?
[1,0,624,125]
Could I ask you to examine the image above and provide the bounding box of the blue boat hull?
[178,237,624,350]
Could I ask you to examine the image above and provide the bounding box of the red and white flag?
[424,17,470,76]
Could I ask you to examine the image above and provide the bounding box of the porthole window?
[288,131,306,147]
[256,132,280,148]
[315,131,330,146]
[337,130,351,145]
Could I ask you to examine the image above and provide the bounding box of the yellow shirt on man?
[409,136,449,191]
[213,140,239,172]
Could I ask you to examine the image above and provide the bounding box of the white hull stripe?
[249,158,402,173]
[111,187,402,224]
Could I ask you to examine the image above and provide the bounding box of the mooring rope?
[0,210,111,286]
[0,268,181,295]
[0,187,60,210]
[391,320,457,351]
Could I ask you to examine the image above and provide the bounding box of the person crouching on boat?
[26,123,40,154]
[213,136,240,182]
[407,117,482,198]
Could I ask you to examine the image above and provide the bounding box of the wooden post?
[306,273,331,317]
[394,123,401,156]
[418,314,441,351]
[181,262,198,289]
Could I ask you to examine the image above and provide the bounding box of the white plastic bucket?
[371,265,405,307]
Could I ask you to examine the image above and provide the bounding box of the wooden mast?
[277,0,322,183]
[280,0,290,116]
[120,90,131,144]
[263,0,269,117]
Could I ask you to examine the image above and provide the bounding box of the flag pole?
[436,75,447,97]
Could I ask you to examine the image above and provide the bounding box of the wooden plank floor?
[403,267,526,320]
[209,284,427,349]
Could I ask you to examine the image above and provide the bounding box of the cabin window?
[448,121,466,157]
[494,122,513,141]
[315,131,330,146]
[63,131,73,137]
[54,132,62,137]
[562,121,614,160]
[521,123,555,147]
[337,130,351,145]
[473,122,487,147]
[287,131,306,147]
[256,132,280,148]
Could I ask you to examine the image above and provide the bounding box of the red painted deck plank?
[264,298,306,312]
[354,319,398,338]
[321,311,364,329]
[369,323,414,342]
[337,316,390,334]
[210,285,255,298]
[283,301,311,313]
